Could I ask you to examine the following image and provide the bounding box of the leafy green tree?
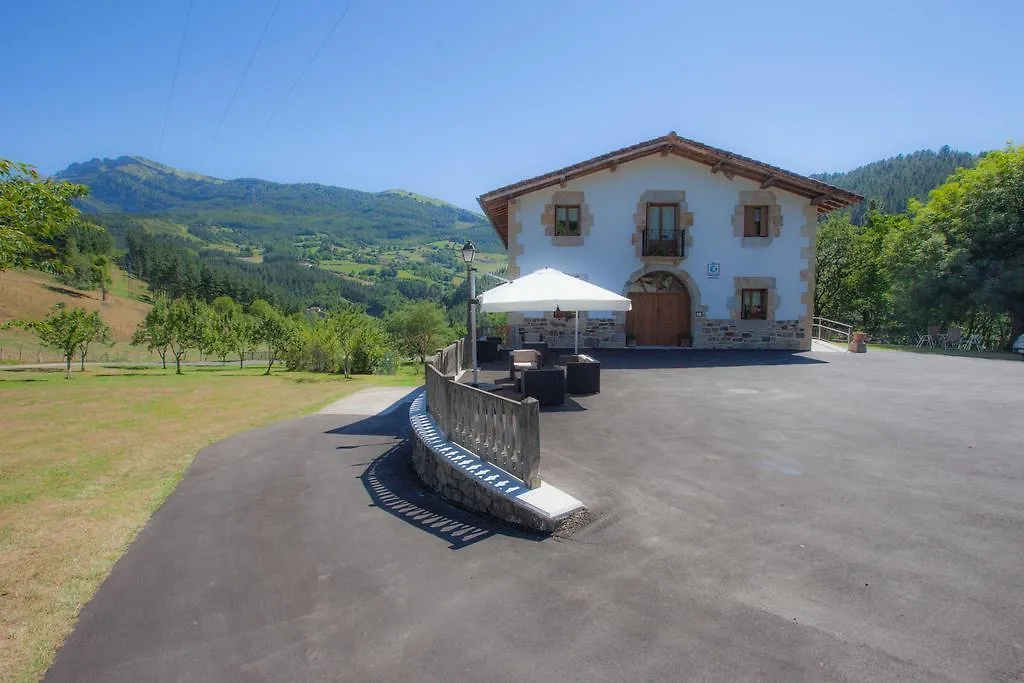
[815,208,904,334]
[387,301,451,363]
[90,255,113,303]
[165,298,211,375]
[815,214,857,322]
[132,297,209,374]
[132,296,171,368]
[234,312,258,368]
[14,303,92,379]
[77,310,114,369]
[330,308,387,378]
[0,159,88,272]
[209,296,240,364]
[250,299,295,375]
[895,145,1024,346]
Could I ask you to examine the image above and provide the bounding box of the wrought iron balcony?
[642,229,684,258]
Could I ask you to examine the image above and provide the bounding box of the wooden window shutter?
[744,206,755,237]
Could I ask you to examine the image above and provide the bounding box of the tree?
[330,308,387,378]
[15,303,91,379]
[897,145,1024,347]
[164,298,211,375]
[0,159,88,272]
[209,296,241,364]
[387,301,450,363]
[249,299,294,375]
[132,296,173,369]
[133,296,209,374]
[815,213,858,322]
[90,255,113,302]
[77,310,114,369]
[234,312,257,368]
[815,207,905,334]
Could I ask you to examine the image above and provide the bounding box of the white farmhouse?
[478,133,862,351]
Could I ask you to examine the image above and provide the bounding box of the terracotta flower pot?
[849,331,867,353]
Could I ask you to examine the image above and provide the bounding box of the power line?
[158,0,195,161]
[198,0,283,172]
[240,0,356,164]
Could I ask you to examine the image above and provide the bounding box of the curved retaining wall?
[408,394,583,532]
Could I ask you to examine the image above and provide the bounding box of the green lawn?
[0,365,421,682]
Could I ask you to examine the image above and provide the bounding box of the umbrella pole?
[574,311,579,354]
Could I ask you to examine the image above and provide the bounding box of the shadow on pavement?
[585,348,828,369]
[326,412,409,437]
[359,442,544,550]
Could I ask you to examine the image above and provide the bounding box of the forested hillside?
[49,155,507,322]
[56,156,501,250]
[813,147,977,224]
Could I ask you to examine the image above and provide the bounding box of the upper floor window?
[741,288,768,320]
[646,203,677,239]
[554,205,581,236]
[744,205,770,237]
[643,203,683,257]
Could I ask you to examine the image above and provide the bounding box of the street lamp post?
[461,241,478,386]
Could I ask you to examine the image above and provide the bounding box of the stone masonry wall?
[410,431,556,532]
[699,319,807,350]
[518,316,626,349]
[512,317,808,350]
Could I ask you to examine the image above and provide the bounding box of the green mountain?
[55,156,502,250]
[813,146,978,224]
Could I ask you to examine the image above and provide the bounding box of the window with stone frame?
[740,288,768,320]
[743,205,770,237]
[554,205,581,236]
[643,203,682,256]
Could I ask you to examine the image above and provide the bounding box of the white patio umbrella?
[477,267,632,353]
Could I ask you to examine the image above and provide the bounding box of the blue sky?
[2,0,1021,210]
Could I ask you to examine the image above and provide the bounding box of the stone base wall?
[698,319,808,350]
[509,316,810,351]
[517,316,626,349]
[410,429,559,532]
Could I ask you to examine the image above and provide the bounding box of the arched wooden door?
[626,272,692,346]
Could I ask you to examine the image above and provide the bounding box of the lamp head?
[460,241,476,264]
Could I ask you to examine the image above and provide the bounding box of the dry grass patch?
[0,365,420,682]
[0,268,153,364]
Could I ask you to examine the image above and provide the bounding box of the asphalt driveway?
[46,350,1024,682]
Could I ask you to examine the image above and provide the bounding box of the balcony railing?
[642,229,684,258]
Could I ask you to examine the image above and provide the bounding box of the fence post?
[442,374,455,441]
[520,397,541,488]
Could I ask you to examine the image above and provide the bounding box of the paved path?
[317,386,421,416]
[45,354,1024,682]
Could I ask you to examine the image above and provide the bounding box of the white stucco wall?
[510,154,811,321]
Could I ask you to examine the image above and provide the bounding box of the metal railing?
[812,316,853,343]
[425,354,541,488]
[642,229,685,257]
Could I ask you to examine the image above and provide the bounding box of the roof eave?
[478,134,864,247]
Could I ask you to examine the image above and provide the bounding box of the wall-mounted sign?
[706,262,721,279]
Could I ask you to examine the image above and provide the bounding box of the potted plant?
[848,331,867,353]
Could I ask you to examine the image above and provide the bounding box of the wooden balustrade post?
[442,373,455,440]
[520,397,541,488]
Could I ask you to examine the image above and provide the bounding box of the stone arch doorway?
[625,271,692,346]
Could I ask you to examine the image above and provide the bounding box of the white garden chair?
[962,334,984,351]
